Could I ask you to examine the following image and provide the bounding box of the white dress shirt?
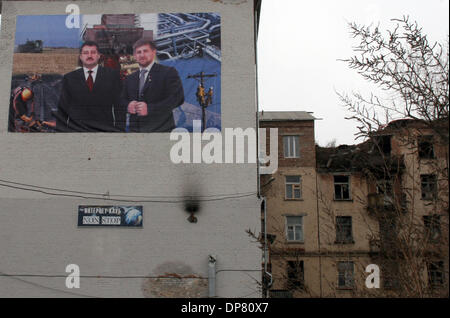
[83,65,99,82]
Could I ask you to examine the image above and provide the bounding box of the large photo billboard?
[9,13,221,133]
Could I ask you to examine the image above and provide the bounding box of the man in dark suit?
[56,41,122,132]
[119,39,184,132]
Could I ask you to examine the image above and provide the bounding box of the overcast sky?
[257,0,449,146]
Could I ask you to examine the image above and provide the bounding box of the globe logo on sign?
[124,207,143,226]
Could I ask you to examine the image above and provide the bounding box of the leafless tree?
[335,16,449,297]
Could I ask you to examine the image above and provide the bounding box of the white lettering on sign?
[101,216,121,225]
[83,216,100,225]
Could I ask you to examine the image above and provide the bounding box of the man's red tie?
[86,70,94,91]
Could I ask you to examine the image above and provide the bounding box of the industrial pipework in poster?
[9,13,221,133]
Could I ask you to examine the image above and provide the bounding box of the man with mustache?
[56,41,122,132]
[120,39,184,132]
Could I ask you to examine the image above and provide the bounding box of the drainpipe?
[208,255,216,297]
[315,168,323,297]
[262,197,272,297]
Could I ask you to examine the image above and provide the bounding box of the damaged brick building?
[260,113,448,297]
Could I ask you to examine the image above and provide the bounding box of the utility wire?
[0,179,257,203]
[0,178,255,199]
[0,271,99,298]
[0,270,260,279]
[0,272,207,279]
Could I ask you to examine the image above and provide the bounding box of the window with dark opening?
[418,135,435,159]
[334,175,350,200]
[423,215,441,243]
[337,261,354,289]
[336,216,353,243]
[428,261,445,287]
[375,135,392,155]
[421,174,437,200]
[287,260,304,289]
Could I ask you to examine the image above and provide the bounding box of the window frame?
[418,135,435,159]
[286,260,305,290]
[334,175,351,201]
[420,174,437,200]
[376,179,395,206]
[337,261,355,289]
[283,135,300,158]
[285,175,302,200]
[427,261,445,288]
[285,215,304,243]
[335,216,354,244]
[423,215,441,243]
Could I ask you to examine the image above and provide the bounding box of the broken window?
[286,216,303,242]
[337,261,354,289]
[334,175,351,200]
[283,135,300,158]
[375,135,392,155]
[285,176,301,199]
[382,261,400,290]
[287,260,305,289]
[336,216,353,243]
[421,174,437,200]
[376,179,393,196]
[379,217,397,253]
[427,261,445,287]
[423,215,441,243]
[418,135,435,159]
[376,179,394,206]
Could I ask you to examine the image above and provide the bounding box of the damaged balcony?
[367,192,408,215]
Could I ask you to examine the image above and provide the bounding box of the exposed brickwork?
[260,120,316,167]
[142,277,208,298]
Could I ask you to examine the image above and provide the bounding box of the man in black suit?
[56,41,122,132]
[120,39,184,132]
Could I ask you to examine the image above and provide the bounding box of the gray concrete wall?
[0,0,260,298]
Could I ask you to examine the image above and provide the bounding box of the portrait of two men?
[9,13,222,133]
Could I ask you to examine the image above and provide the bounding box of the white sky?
[257,0,450,146]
